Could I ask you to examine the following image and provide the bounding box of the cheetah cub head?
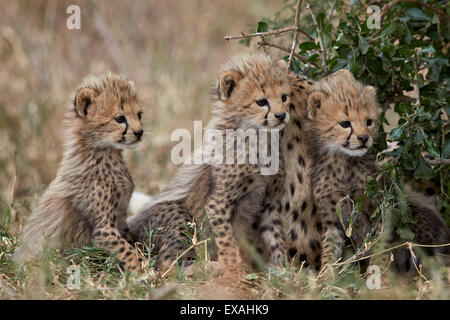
[306,69,380,157]
[72,72,144,150]
[214,53,291,130]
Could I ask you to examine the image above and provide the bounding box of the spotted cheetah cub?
[305,69,449,267]
[129,53,291,275]
[14,73,147,272]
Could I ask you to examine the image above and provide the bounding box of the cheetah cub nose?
[134,130,144,139]
[275,112,286,122]
[357,135,368,143]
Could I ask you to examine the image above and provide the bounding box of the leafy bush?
[234,0,450,237]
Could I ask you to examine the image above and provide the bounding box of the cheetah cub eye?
[339,120,351,128]
[256,99,269,107]
[115,115,126,123]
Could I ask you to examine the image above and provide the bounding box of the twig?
[306,0,327,72]
[8,150,18,223]
[258,41,320,68]
[426,158,450,166]
[407,243,428,282]
[161,239,209,278]
[439,123,449,195]
[413,52,420,106]
[436,16,446,53]
[224,1,314,69]
[391,94,416,104]
[224,26,298,41]
[334,241,450,266]
[288,0,303,68]
[382,94,416,112]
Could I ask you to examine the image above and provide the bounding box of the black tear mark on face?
[343,126,353,148]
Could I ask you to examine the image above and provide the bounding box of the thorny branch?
[224,26,298,41]
[224,0,321,70]
[306,0,327,72]
[258,40,320,68]
[288,0,303,68]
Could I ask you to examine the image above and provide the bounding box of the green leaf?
[317,12,325,28]
[322,31,332,48]
[380,23,394,37]
[370,207,380,220]
[419,45,436,55]
[405,8,430,21]
[422,129,440,158]
[336,33,351,46]
[244,273,258,280]
[358,35,369,55]
[366,178,379,198]
[257,21,268,33]
[414,154,433,179]
[396,226,415,241]
[444,136,450,159]
[390,121,408,140]
[349,48,362,77]
[299,41,317,51]
[398,47,415,58]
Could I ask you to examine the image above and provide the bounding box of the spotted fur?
[255,73,323,270]
[128,54,291,275]
[14,73,147,273]
[305,70,449,268]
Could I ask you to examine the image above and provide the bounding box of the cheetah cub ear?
[275,58,288,71]
[306,91,327,119]
[74,87,98,117]
[218,71,243,101]
[332,69,354,81]
[364,85,377,99]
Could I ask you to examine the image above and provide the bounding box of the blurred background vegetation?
[0,0,282,231]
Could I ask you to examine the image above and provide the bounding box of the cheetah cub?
[129,53,291,275]
[14,73,147,273]
[305,69,449,268]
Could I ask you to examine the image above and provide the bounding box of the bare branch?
[224,26,297,41]
[306,0,327,72]
[412,52,420,106]
[381,94,416,112]
[426,159,450,166]
[224,0,314,69]
[298,29,314,41]
[288,0,303,68]
[436,16,447,55]
[8,150,17,223]
[258,40,320,68]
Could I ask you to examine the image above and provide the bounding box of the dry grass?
[0,0,448,300]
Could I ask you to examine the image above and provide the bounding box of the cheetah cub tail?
[128,191,153,216]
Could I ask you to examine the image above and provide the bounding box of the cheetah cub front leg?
[206,165,259,275]
[92,187,145,273]
[259,200,287,266]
